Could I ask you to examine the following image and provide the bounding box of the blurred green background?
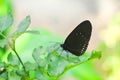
[1,0,120,80]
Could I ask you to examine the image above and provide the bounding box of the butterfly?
[61,20,92,56]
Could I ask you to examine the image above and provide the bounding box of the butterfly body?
[61,20,92,56]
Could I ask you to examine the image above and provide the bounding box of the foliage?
[0,14,101,80]
[0,0,13,60]
[0,0,13,16]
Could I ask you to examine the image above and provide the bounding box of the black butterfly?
[61,20,92,56]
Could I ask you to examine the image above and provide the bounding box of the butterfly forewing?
[62,20,92,56]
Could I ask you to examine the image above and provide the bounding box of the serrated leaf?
[47,54,69,76]
[32,47,48,68]
[0,14,13,32]
[44,43,102,77]
[7,53,20,65]
[16,16,31,33]
[65,51,102,70]
[32,47,45,62]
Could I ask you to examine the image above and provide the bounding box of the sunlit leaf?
[0,14,13,32]
[16,16,30,33]
[11,16,32,39]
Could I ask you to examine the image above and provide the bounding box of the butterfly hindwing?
[61,20,92,56]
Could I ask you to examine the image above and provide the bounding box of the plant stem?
[0,32,27,73]
[13,48,27,73]
[0,32,9,40]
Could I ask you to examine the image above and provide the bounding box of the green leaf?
[11,16,31,39]
[0,72,8,80]
[89,50,102,60]
[16,70,26,77]
[16,16,31,33]
[32,46,47,67]
[35,70,50,80]
[0,62,5,69]
[47,54,69,76]
[0,62,7,79]
[8,71,21,80]
[24,62,37,71]
[32,47,42,62]
[44,43,102,78]
[0,39,8,48]
[29,70,35,79]
[0,78,6,80]
[7,53,20,65]
[0,14,13,32]
[0,62,6,75]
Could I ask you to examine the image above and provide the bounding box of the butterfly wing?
[62,20,92,56]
